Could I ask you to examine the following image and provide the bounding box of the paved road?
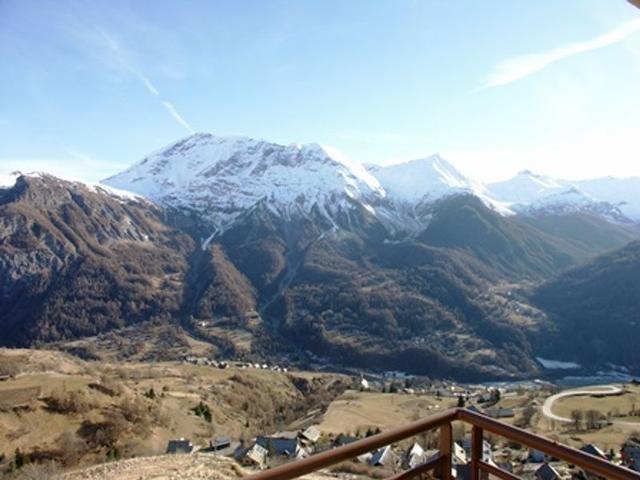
[542,385,624,423]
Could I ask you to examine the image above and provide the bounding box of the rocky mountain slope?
[0,174,194,345]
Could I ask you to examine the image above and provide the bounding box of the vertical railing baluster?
[471,425,483,480]
[438,422,452,480]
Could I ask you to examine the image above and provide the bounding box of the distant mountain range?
[103,134,640,233]
[1,133,639,380]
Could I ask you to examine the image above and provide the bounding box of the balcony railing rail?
[244,407,640,480]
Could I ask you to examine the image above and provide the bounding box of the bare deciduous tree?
[570,409,584,431]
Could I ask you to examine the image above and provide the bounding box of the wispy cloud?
[139,73,160,96]
[162,101,195,134]
[484,18,640,88]
[99,30,194,133]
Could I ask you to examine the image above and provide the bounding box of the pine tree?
[14,448,25,469]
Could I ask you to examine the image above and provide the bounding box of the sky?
[1,0,640,184]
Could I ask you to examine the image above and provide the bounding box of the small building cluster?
[181,355,289,372]
[165,426,634,480]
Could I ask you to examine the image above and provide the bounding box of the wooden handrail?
[387,454,444,480]
[478,460,520,480]
[245,409,458,480]
[244,407,640,480]
[457,409,637,480]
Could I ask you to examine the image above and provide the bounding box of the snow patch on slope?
[536,357,581,370]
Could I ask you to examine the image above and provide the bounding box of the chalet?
[370,445,399,468]
[453,442,467,464]
[485,407,515,419]
[581,444,607,459]
[455,463,489,480]
[256,431,302,458]
[300,426,321,445]
[357,452,373,464]
[458,437,492,461]
[465,405,484,415]
[496,461,514,473]
[403,442,425,469]
[529,449,546,463]
[242,443,268,468]
[535,462,561,480]
[166,438,194,454]
[334,434,359,447]
[580,444,608,479]
[622,442,640,471]
[210,436,232,451]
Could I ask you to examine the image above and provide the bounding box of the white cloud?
[484,18,640,88]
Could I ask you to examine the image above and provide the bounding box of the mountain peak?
[371,154,489,205]
[104,133,384,232]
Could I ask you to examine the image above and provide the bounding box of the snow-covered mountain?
[575,177,640,220]
[102,133,640,234]
[104,133,385,231]
[104,134,514,236]
[488,171,566,205]
[487,171,640,222]
[369,155,512,214]
[367,155,476,202]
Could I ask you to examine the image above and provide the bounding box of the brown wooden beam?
[478,460,520,480]
[471,425,483,480]
[438,422,453,480]
[245,409,458,480]
[459,409,640,480]
[245,408,640,480]
[386,454,444,480]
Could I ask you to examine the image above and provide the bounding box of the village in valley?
[158,356,640,480]
[2,346,640,479]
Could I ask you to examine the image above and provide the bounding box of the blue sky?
[1,0,640,183]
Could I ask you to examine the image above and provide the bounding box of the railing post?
[438,422,452,480]
[471,425,483,480]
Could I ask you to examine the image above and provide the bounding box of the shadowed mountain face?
[532,241,640,371]
[1,169,638,380]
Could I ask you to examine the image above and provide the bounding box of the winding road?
[542,385,625,423]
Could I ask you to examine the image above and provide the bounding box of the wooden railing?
[245,407,640,480]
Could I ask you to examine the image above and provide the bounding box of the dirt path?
[61,454,336,480]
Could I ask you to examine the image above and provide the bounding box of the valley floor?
[3,345,640,479]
